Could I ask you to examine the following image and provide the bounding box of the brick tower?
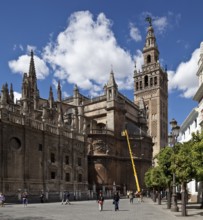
[134,17,168,159]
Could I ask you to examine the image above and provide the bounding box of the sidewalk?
[145,197,203,220]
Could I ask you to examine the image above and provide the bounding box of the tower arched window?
[144,75,148,87]
[154,77,157,85]
[140,81,142,90]
[136,82,139,90]
[147,55,151,63]
[150,78,153,86]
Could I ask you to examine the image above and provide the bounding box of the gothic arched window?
[144,75,148,87]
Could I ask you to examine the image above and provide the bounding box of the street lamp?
[168,118,180,212]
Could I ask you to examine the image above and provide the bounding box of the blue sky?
[0,0,203,128]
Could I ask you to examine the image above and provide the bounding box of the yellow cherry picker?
[122,129,140,192]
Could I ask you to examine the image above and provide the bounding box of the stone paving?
[0,198,202,220]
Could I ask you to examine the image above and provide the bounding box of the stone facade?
[0,52,88,202]
[65,71,153,194]
[0,24,161,201]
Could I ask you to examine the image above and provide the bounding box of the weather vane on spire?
[145,16,152,26]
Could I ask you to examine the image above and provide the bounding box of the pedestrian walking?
[22,192,28,207]
[129,191,134,204]
[113,192,120,211]
[140,189,144,202]
[66,191,71,205]
[97,192,104,211]
[40,192,45,203]
[62,191,71,205]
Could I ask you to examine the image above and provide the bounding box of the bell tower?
[134,17,168,158]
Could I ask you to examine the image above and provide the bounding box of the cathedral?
[0,21,167,202]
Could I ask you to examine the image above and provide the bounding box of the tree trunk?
[167,185,171,209]
[157,188,161,205]
[181,182,187,216]
[152,188,156,202]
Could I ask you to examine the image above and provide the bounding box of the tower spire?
[9,83,14,104]
[28,50,39,99]
[48,86,54,108]
[29,50,36,79]
[143,17,159,65]
[57,81,62,101]
[107,69,117,88]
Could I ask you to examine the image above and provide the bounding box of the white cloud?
[153,16,168,34]
[27,45,36,53]
[168,48,199,98]
[8,54,49,80]
[42,11,135,95]
[129,23,142,42]
[52,78,59,90]
[62,91,70,98]
[14,91,21,103]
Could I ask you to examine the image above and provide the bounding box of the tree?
[191,132,203,208]
[191,132,203,181]
[172,141,196,216]
[155,146,173,209]
[144,166,167,204]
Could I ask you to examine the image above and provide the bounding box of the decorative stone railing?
[90,129,114,136]
[0,109,85,141]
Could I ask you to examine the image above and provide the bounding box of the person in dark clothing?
[66,192,71,205]
[113,192,120,211]
[22,192,28,207]
[62,191,71,205]
[129,191,134,204]
[97,192,104,211]
[40,192,45,203]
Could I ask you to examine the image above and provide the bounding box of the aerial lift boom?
[122,129,140,192]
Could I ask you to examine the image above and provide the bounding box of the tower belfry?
[134,17,168,158]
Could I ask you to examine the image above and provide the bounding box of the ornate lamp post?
[168,118,180,212]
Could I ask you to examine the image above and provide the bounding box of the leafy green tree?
[155,146,173,209]
[144,166,167,204]
[191,132,203,208]
[191,132,203,181]
[172,141,196,216]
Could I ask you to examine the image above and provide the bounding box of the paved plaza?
[0,198,202,220]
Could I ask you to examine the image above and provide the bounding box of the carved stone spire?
[106,69,117,88]
[9,83,14,104]
[29,50,36,80]
[106,70,118,101]
[5,83,9,104]
[57,81,62,102]
[22,73,29,99]
[48,86,54,109]
[28,50,39,99]
[1,84,7,106]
